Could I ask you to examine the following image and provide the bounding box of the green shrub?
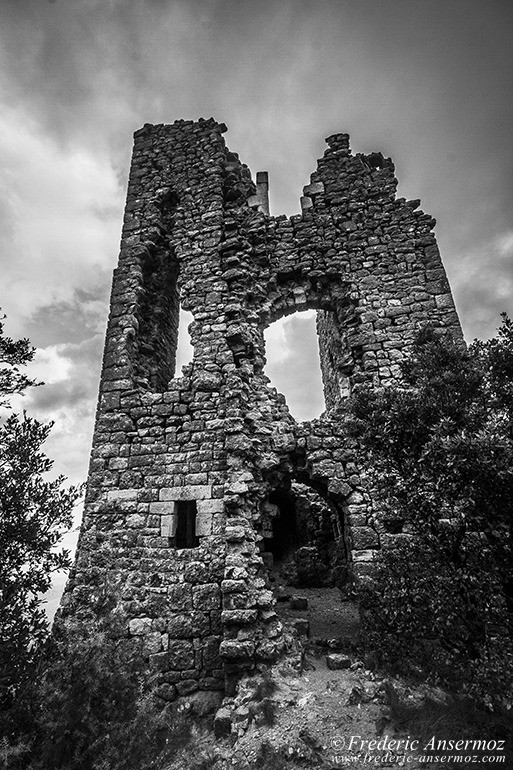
[349,319,513,710]
[359,537,513,707]
[21,625,192,770]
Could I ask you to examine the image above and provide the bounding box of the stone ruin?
[58,118,463,698]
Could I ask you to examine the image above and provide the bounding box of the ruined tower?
[59,119,463,698]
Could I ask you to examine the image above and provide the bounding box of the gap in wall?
[175,307,194,373]
[264,309,325,422]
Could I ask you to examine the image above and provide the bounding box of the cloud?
[9,334,103,486]
[0,105,122,338]
[448,230,513,341]
[25,289,110,348]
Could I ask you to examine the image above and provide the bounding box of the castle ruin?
[59,118,463,698]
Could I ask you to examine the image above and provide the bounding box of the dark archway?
[261,482,348,589]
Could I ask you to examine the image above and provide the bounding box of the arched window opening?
[263,489,299,563]
[263,310,325,422]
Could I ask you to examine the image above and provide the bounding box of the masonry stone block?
[149,502,176,514]
[202,636,222,670]
[167,612,210,638]
[160,514,177,538]
[351,526,380,550]
[126,514,146,528]
[129,617,152,635]
[352,549,376,562]
[107,488,139,502]
[168,584,193,611]
[219,640,255,661]
[159,485,212,501]
[197,499,224,514]
[168,640,195,670]
[192,583,221,611]
[195,513,212,537]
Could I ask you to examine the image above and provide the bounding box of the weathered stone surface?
[221,609,258,625]
[167,613,209,638]
[192,583,221,610]
[58,118,463,696]
[159,485,212,501]
[168,640,195,670]
[195,513,213,537]
[167,584,192,611]
[201,636,222,670]
[160,514,177,538]
[219,640,255,660]
[214,706,232,737]
[326,653,352,670]
[197,499,224,514]
[129,617,152,635]
[107,488,139,502]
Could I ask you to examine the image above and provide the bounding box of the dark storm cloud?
[3,0,509,341]
[25,287,111,347]
[24,335,103,416]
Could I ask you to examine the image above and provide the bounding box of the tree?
[347,317,513,708]
[0,312,80,736]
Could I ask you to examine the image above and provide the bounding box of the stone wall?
[58,118,463,697]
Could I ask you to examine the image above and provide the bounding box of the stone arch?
[261,279,367,413]
[259,458,350,592]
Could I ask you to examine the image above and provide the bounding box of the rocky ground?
[167,643,465,769]
[164,588,500,769]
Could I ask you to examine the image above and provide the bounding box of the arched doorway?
[261,482,348,590]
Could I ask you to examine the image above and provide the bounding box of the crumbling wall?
[59,119,463,698]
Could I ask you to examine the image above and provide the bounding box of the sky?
[0,0,512,612]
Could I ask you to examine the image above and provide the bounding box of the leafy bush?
[28,626,191,770]
[349,317,513,708]
[0,312,79,745]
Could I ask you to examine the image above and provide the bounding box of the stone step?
[326,653,351,670]
[292,618,310,636]
[289,596,308,610]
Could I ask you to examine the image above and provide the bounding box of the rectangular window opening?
[175,500,199,549]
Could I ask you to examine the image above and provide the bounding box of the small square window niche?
[175,500,199,549]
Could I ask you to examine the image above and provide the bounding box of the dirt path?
[274,585,360,643]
